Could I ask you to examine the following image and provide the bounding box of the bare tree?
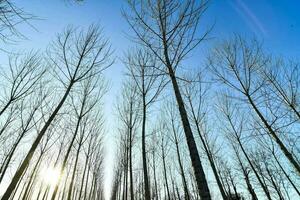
[50,74,106,200]
[124,49,165,200]
[262,60,300,121]
[117,81,140,200]
[164,102,190,200]
[209,36,300,174]
[0,53,45,119]
[1,25,112,200]
[0,0,34,43]
[124,1,212,198]
[218,96,272,200]
[182,73,227,200]
[0,87,48,184]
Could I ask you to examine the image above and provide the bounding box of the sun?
[40,167,60,185]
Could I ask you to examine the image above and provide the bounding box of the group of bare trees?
[0,0,299,200]
[0,1,112,199]
[111,0,300,200]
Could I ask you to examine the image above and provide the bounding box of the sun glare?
[40,167,60,185]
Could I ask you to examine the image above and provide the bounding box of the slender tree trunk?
[129,116,134,200]
[0,136,22,183]
[67,143,82,200]
[17,178,28,200]
[235,142,271,199]
[188,98,227,200]
[21,153,43,200]
[125,145,129,200]
[41,186,49,200]
[10,164,29,200]
[272,151,300,196]
[227,117,272,200]
[170,169,176,199]
[166,65,211,199]
[247,94,300,173]
[229,173,239,199]
[60,166,72,200]
[88,176,96,200]
[171,124,190,200]
[1,82,74,200]
[0,107,36,183]
[50,102,84,200]
[0,100,12,117]
[83,164,91,200]
[35,182,44,200]
[152,150,158,200]
[78,155,89,200]
[265,166,284,200]
[161,139,170,200]
[122,148,128,200]
[141,96,151,200]
[233,147,258,200]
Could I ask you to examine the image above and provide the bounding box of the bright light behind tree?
[40,167,60,186]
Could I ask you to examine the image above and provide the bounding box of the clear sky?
[5,0,300,198]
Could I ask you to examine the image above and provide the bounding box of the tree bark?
[187,96,227,200]
[171,123,190,200]
[141,95,151,200]
[167,64,211,199]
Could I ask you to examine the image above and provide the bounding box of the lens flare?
[40,167,60,185]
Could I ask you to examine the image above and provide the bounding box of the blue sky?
[6,0,300,197]
[16,0,300,56]
[14,0,300,90]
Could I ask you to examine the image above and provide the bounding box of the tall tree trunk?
[129,115,134,200]
[1,82,74,200]
[60,166,72,200]
[0,100,13,117]
[21,153,43,200]
[35,182,44,200]
[166,64,211,199]
[187,98,227,200]
[161,138,170,200]
[0,106,37,183]
[233,147,258,200]
[41,186,49,200]
[227,117,272,200]
[237,144,271,199]
[229,173,239,199]
[152,150,158,200]
[265,164,284,200]
[171,123,190,200]
[10,164,29,200]
[83,164,91,200]
[50,102,84,200]
[141,96,151,200]
[272,151,300,196]
[78,155,89,200]
[170,169,176,199]
[67,143,82,200]
[88,176,96,200]
[247,94,300,173]
[0,136,23,183]
[125,147,129,200]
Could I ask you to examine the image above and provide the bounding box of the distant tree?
[124,49,165,200]
[117,81,140,200]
